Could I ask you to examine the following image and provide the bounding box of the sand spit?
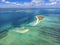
[15,29,29,33]
[33,16,44,26]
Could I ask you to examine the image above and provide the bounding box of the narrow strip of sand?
[15,29,29,33]
[33,16,44,26]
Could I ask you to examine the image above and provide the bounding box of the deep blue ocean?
[0,9,60,45]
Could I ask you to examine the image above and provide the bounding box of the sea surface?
[0,9,60,45]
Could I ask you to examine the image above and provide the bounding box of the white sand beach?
[15,29,29,33]
[33,16,43,26]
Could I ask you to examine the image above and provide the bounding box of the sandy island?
[33,16,44,26]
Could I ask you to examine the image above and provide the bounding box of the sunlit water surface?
[0,9,60,45]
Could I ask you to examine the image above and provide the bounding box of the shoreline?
[33,16,44,26]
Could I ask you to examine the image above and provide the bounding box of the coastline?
[33,16,44,26]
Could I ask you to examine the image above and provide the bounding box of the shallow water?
[0,9,60,45]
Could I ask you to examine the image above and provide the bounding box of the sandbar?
[15,29,29,33]
[33,16,44,26]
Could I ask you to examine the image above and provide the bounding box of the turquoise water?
[0,9,60,45]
